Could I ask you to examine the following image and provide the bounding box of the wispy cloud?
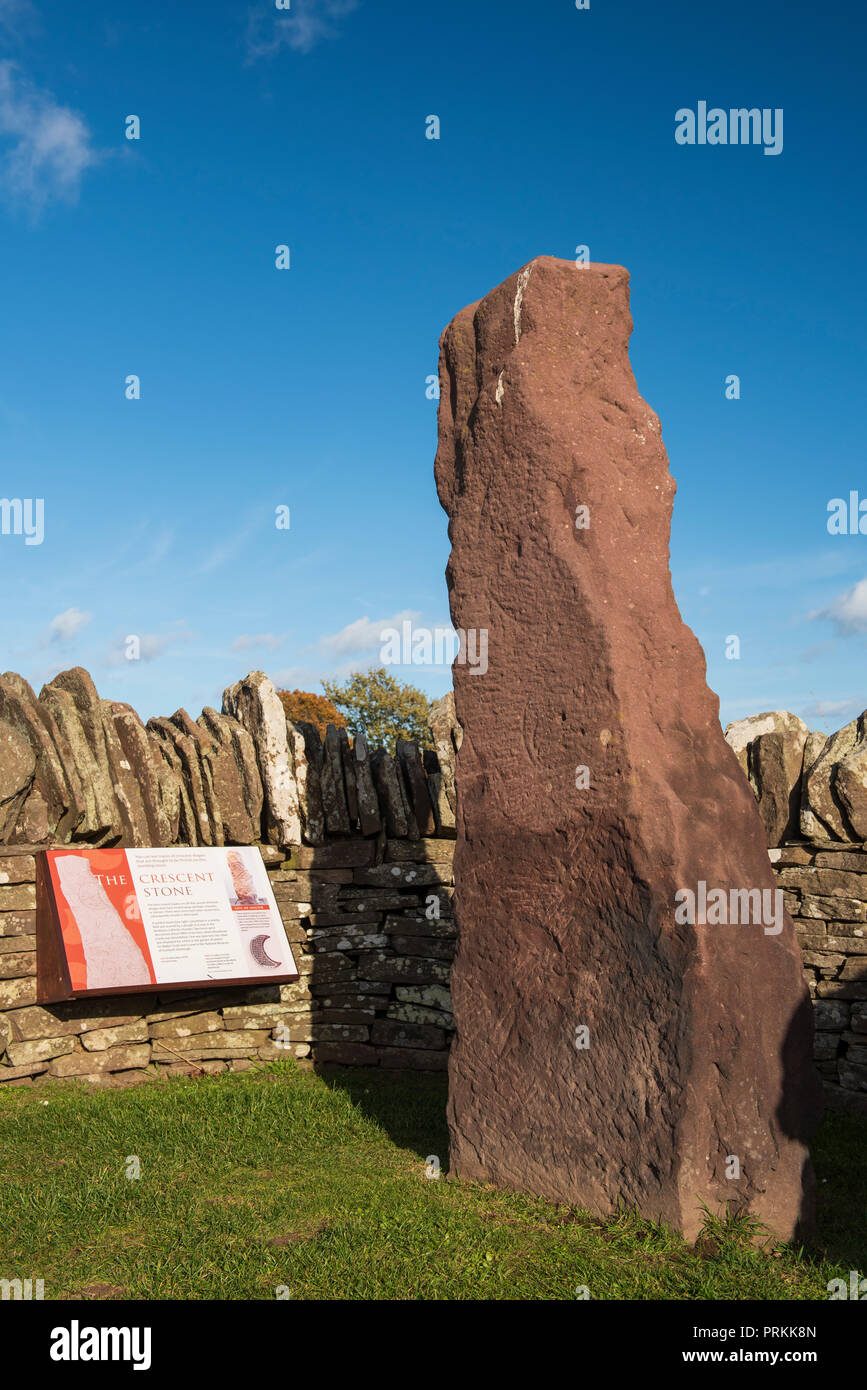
[270,658,360,690]
[0,0,39,44]
[264,609,432,692]
[0,0,34,34]
[44,606,92,644]
[195,518,260,575]
[0,61,100,215]
[231,632,284,652]
[808,578,867,635]
[676,549,860,594]
[800,697,860,720]
[314,610,419,659]
[246,0,359,59]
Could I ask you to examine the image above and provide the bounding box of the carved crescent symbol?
[250,934,280,968]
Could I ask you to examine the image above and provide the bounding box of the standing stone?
[435,257,820,1242]
[222,672,301,846]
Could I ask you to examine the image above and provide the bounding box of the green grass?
[0,1062,863,1300]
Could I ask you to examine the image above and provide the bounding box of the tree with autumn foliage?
[322,667,433,754]
[276,688,346,740]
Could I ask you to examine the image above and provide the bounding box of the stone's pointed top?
[169,708,213,748]
[435,257,647,521]
[440,256,632,343]
[44,667,101,707]
[1,671,38,702]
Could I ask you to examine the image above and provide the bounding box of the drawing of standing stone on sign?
[224,848,281,969]
[226,849,266,906]
[54,854,151,991]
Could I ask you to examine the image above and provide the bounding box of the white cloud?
[270,663,328,690]
[259,610,444,692]
[315,610,419,659]
[247,0,359,58]
[270,657,363,690]
[809,578,867,634]
[231,633,284,652]
[47,606,92,643]
[0,61,99,214]
[800,697,859,720]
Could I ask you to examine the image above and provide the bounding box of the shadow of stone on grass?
[315,1065,449,1164]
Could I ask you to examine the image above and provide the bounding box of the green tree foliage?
[322,667,434,754]
[276,688,346,740]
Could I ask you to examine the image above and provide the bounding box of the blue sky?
[0,0,864,731]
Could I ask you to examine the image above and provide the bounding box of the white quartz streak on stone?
[513,264,533,344]
[222,672,301,846]
[724,713,780,758]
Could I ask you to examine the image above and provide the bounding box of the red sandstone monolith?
[435,257,821,1242]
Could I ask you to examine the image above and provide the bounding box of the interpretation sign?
[37,845,298,1003]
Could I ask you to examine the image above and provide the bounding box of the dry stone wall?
[725,709,867,1114]
[0,667,459,1085]
[2,663,867,1116]
[0,664,457,852]
[770,842,867,1105]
